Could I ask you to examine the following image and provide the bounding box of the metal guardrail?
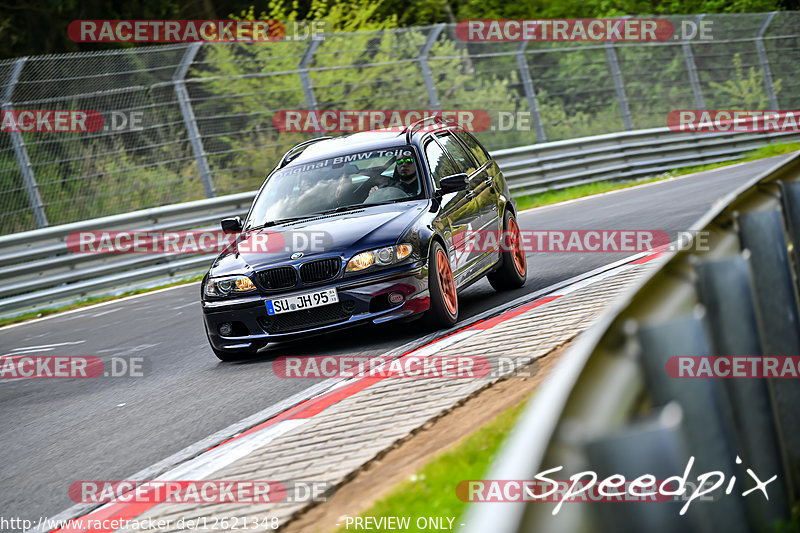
[1,129,799,319]
[4,12,798,235]
[462,152,800,532]
[496,125,800,195]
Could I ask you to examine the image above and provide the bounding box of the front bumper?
[202,261,429,350]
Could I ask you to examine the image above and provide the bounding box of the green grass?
[336,396,530,533]
[515,141,800,212]
[0,274,204,328]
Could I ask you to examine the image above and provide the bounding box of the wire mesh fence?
[1,12,799,235]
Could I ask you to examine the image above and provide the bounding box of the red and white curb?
[42,246,668,533]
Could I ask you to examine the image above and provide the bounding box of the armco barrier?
[461,153,800,532]
[1,129,799,319]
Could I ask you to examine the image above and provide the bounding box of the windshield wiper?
[245,216,315,231]
[313,202,400,217]
[312,204,370,216]
[246,202,402,231]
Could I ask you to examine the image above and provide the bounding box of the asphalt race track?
[0,155,790,524]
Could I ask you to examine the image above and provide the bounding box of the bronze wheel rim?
[436,249,457,315]
[508,217,526,276]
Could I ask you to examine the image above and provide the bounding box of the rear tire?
[423,241,459,329]
[487,210,527,291]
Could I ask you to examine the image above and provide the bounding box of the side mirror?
[438,173,469,194]
[221,217,243,233]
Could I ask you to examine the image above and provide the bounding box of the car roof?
[284,126,451,167]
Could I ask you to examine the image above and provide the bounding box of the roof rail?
[278,136,332,168]
[403,113,449,143]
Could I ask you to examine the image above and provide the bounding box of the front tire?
[487,210,527,291]
[423,241,459,329]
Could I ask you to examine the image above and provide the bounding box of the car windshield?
[246,146,423,229]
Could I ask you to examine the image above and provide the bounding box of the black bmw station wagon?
[202,119,527,360]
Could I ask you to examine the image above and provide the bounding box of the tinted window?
[424,140,459,186]
[455,131,490,167]
[246,146,422,228]
[435,133,477,175]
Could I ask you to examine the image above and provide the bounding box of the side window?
[424,139,459,186]
[455,131,490,167]
[435,133,477,175]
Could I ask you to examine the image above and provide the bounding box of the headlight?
[204,275,256,297]
[346,244,414,272]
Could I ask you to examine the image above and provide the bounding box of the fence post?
[605,40,633,130]
[756,12,779,109]
[516,42,547,142]
[419,24,446,110]
[682,15,706,110]
[3,57,48,228]
[298,37,323,137]
[174,42,215,198]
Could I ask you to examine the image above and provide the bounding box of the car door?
[423,136,481,280]
[434,131,501,277]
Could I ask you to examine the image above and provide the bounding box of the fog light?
[218,322,233,336]
[388,292,405,305]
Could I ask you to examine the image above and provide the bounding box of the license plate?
[266,288,339,315]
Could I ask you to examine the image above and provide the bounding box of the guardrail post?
[737,208,800,495]
[737,210,800,356]
[637,315,749,533]
[605,41,633,130]
[299,37,323,138]
[174,42,216,198]
[584,404,694,532]
[515,42,546,142]
[694,256,789,524]
[756,12,779,109]
[682,15,706,110]
[3,58,48,228]
[419,24,445,110]
[780,181,800,284]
